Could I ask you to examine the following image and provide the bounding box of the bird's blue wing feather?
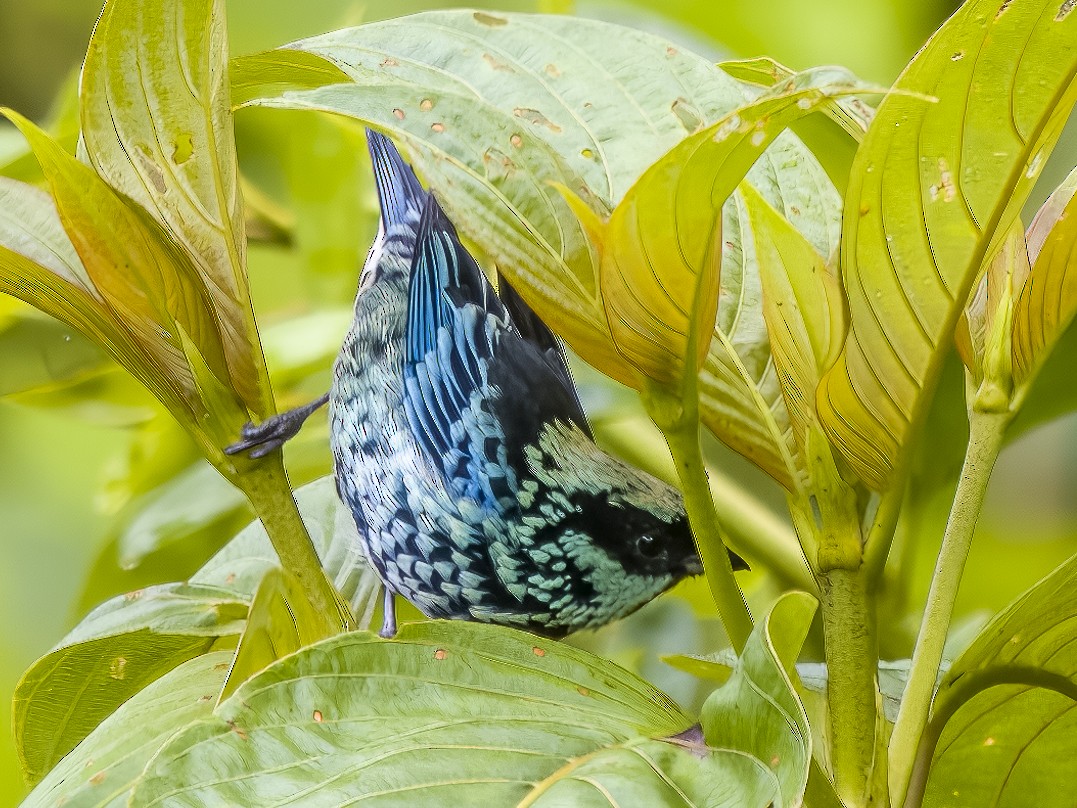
[366,129,425,229]
[403,195,587,511]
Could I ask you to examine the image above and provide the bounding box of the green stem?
[888,409,1008,807]
[820,564,879,807]
[238,455,352,630]
[665,421,754,653]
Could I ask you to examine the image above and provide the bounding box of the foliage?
[3,0,1077,806]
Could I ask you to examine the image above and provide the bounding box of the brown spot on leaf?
[483,147,518,178]
[431,122,445,133]
[89,771,106,785]
[473,11,508,26]
[228,721,249,741]
[124,590,144,601]
[860,203,871,217]
[1058,0,1076,19]
[483,53,513,72]
[545,63,561,78]
[995,0,1014,18]
[532,646,546,657]
[420,98,434,112]
[577,686,590,696]
[434,648,447,660]
[984,736,996,746]
[313,710,323,722]
[510,134,523,148]
[109,657,127,680]
[666,46,679,57]
[225,573,236,584]
[951,50,965,61]
[514,107,562,132]
[380,57,399,68]
[393,108,406,120]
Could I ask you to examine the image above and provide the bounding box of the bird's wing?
[496,272,592,440]
[402,194,588,512]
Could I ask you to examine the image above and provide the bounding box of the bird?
[227,130,747,638]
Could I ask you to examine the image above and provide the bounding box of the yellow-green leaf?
[743,182,845,460]
[819,0,1077,491]
[599,87,845,390]
[81,0,270,417]
[3,109,230,429]
[218,566,337,702]
[1012,165,1077,391]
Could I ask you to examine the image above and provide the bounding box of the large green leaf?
[918,551,1077,807]
[236,11,843,488]
[819,0,1077,491]
[701,591,816,807]
[81,0,269,417]
[22,651,232,808]
[128,622,782,805]
[13,584,246,784]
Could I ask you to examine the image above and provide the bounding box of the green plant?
[3,0,1077,805]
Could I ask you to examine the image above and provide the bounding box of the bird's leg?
[224,392,330,459]
[379,587,398,638]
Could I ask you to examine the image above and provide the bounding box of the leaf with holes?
[819,0,1077,491]
[128,623,792,805]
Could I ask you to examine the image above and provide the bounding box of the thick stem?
[665,422,755,653]
[238,455,352,630]
[887,409,1008,808]
[820,564,879,807]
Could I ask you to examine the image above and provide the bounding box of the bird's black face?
[565,494,703,580]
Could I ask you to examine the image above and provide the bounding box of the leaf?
[239,10,842,410]
[218,566,337,702]
[128,622,783,805]
[743,182,845,470]
[21,651,232,808]
[594,86,846,392]
[720,57,881,139]
[114,460,250,568]
[1012,164,1077,391]
[819,0,1077,491]
[1,109,223,439]
[80,0,270,417]
[700,591,816,808]
[920,551,1077,807]
[13,584,246,784]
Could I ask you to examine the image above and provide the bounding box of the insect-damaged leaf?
[818,0,1077,491]
[81,0,270,418]
[128,623,787,805]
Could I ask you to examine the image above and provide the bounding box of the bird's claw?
[224,393,330,459]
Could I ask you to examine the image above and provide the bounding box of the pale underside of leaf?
[81,0,268,416]
[1012,164,1077,388]
[819,0,1077,491]
[238,9,843,432]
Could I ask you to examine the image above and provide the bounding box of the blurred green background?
[6,0,1077,803]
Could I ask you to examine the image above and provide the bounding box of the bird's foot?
[224,392,330,459]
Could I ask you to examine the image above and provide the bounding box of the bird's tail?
[366,129,426,229]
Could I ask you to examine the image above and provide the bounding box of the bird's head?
[514,421,748,634]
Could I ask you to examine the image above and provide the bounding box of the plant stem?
[820,564,878,807]
[238,454,353,630]
[665,421,754,653]
[887,408,1008,807]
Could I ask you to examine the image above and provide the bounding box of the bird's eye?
[636,534,664,559]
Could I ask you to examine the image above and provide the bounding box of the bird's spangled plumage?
[323,130,746,637]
